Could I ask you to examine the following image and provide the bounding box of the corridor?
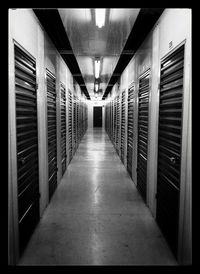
[18,129,177,265]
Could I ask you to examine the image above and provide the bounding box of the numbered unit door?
[127,84,134,178]
[113,98,117,146]
[137,70,150,202]
[68,89,73,162]
[156,45,184,257]
[120,90,126,163]
[116,95,120,154]
[73,95,77,153]
[60,83,67,176]
[46,69,57,200]
[15,44,40,254]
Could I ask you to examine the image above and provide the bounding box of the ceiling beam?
[102,8,164,100]
[33,9,90,99]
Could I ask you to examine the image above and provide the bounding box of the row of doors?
[106,44,185,258]
[14,44,68,254]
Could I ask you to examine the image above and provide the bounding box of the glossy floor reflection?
[18,128,177,265]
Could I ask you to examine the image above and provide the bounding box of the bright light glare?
[95,60,100,78]
[95,9,106,28]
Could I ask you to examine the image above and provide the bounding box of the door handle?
[19,157,26,166]
[170,156,176,164]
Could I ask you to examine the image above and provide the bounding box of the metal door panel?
[137,70,150,202]
[127,84,134,178]
[68,89,73,162]
[156,45,184,257]
[60,83,67,175]
[120,90,126,163]
[46,69,57,200]
[15,45,39,254]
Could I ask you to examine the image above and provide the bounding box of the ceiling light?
[95,9,106,28]
[95,60,100,78]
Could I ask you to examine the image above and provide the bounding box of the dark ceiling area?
[102,8,164,99]
[34,8,164,100]
[33,9,91,100]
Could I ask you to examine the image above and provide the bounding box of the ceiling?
[34,8,164,100]
[58,9,140,100]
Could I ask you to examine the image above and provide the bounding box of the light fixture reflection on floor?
[95,9,106,28]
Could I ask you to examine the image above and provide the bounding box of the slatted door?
[15,44,40,254]
[46,69,57,200]
[116,95,120,154]
[68,89,73,162]
[73,95,76,153]
[156,45,184,256]
[137,70,150,201]
[76,98,79,144]
[60,83,67,176]
[127,84,134,178]
[114,97,117,147]
[120,90,126,163]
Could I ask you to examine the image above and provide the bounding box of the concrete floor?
[18,128,177,265]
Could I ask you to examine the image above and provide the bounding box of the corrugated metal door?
[68,89,73,162]
[114,97,117,146]
[15,44,40,254]
[120,90,126,163]
[46,69,57,200]
[111,101,113,142]
[73,95,77,153]
[127,84,134,178]
[137,70,150,201]
[116,95,120,154]
[60,82,66,176]
[156,45,184,256]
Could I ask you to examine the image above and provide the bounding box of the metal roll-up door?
[46,69,57,201]
[116,95,120,154]
[60,82,66,176]
[156,45,184,257]
[127,84,134,178]
[14,44,40,254]
[114,98,117,146]
[68,89,73,162]
[110,101,113,142]
[76,98,79,145]
[137,70,150,201]
[73,95,76,153]
[120,90,126,163]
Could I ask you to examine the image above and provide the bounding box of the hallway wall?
[9,9,88,265]
[104,9,191,265]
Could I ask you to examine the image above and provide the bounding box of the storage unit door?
[60,83,67,176]
[15,45,40,254]
[137,70,150,202]
[127,84,134,178]
[46,69,57,200]
[68,89,73,162]
[156,45,184,257]
[116,96,120,154]
[120,90,126,163]
[114,98,117,146]
[73,95,76,153]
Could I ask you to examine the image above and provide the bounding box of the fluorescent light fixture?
[95,60,100,78]
[95,9,106,28]
[95,83,98,92]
